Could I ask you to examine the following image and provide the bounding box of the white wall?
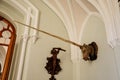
[1,1,120,80]
[80,15,118,80]
[21,1,73,80]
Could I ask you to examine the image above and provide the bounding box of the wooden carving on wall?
[45,48,66,80]
[0,16,16,80]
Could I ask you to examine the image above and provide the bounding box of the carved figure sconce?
[14,21,98,61]
[45,48,66,80]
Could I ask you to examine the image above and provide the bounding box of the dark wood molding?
[0,16,16,80]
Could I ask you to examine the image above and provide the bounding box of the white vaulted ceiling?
[42,0,99,41]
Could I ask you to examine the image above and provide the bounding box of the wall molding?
[3,0,40,80]
[88,0,120,48]
[87,1,120,80]
[76,0,90,13]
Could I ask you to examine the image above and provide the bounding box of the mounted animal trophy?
[80,42,98,61]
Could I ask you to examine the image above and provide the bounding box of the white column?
[73,61,80,80]
[114,46,120,80]
[24,0,40,43]
[16,7,32,80]
[72,46,81,80]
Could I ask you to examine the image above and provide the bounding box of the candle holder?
[45,48,66,80]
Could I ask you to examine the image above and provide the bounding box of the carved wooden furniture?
[0,16,16,80]
[45,48,66,80]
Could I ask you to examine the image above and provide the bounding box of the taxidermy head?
[80,42,98,61]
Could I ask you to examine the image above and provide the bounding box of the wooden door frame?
[0,16,16,80]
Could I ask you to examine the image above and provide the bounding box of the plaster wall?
[80,15,118,80]
[21,1,73,80]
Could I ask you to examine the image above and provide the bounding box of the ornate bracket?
[45,48,66,80]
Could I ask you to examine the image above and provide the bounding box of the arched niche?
[0,16,16,80]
